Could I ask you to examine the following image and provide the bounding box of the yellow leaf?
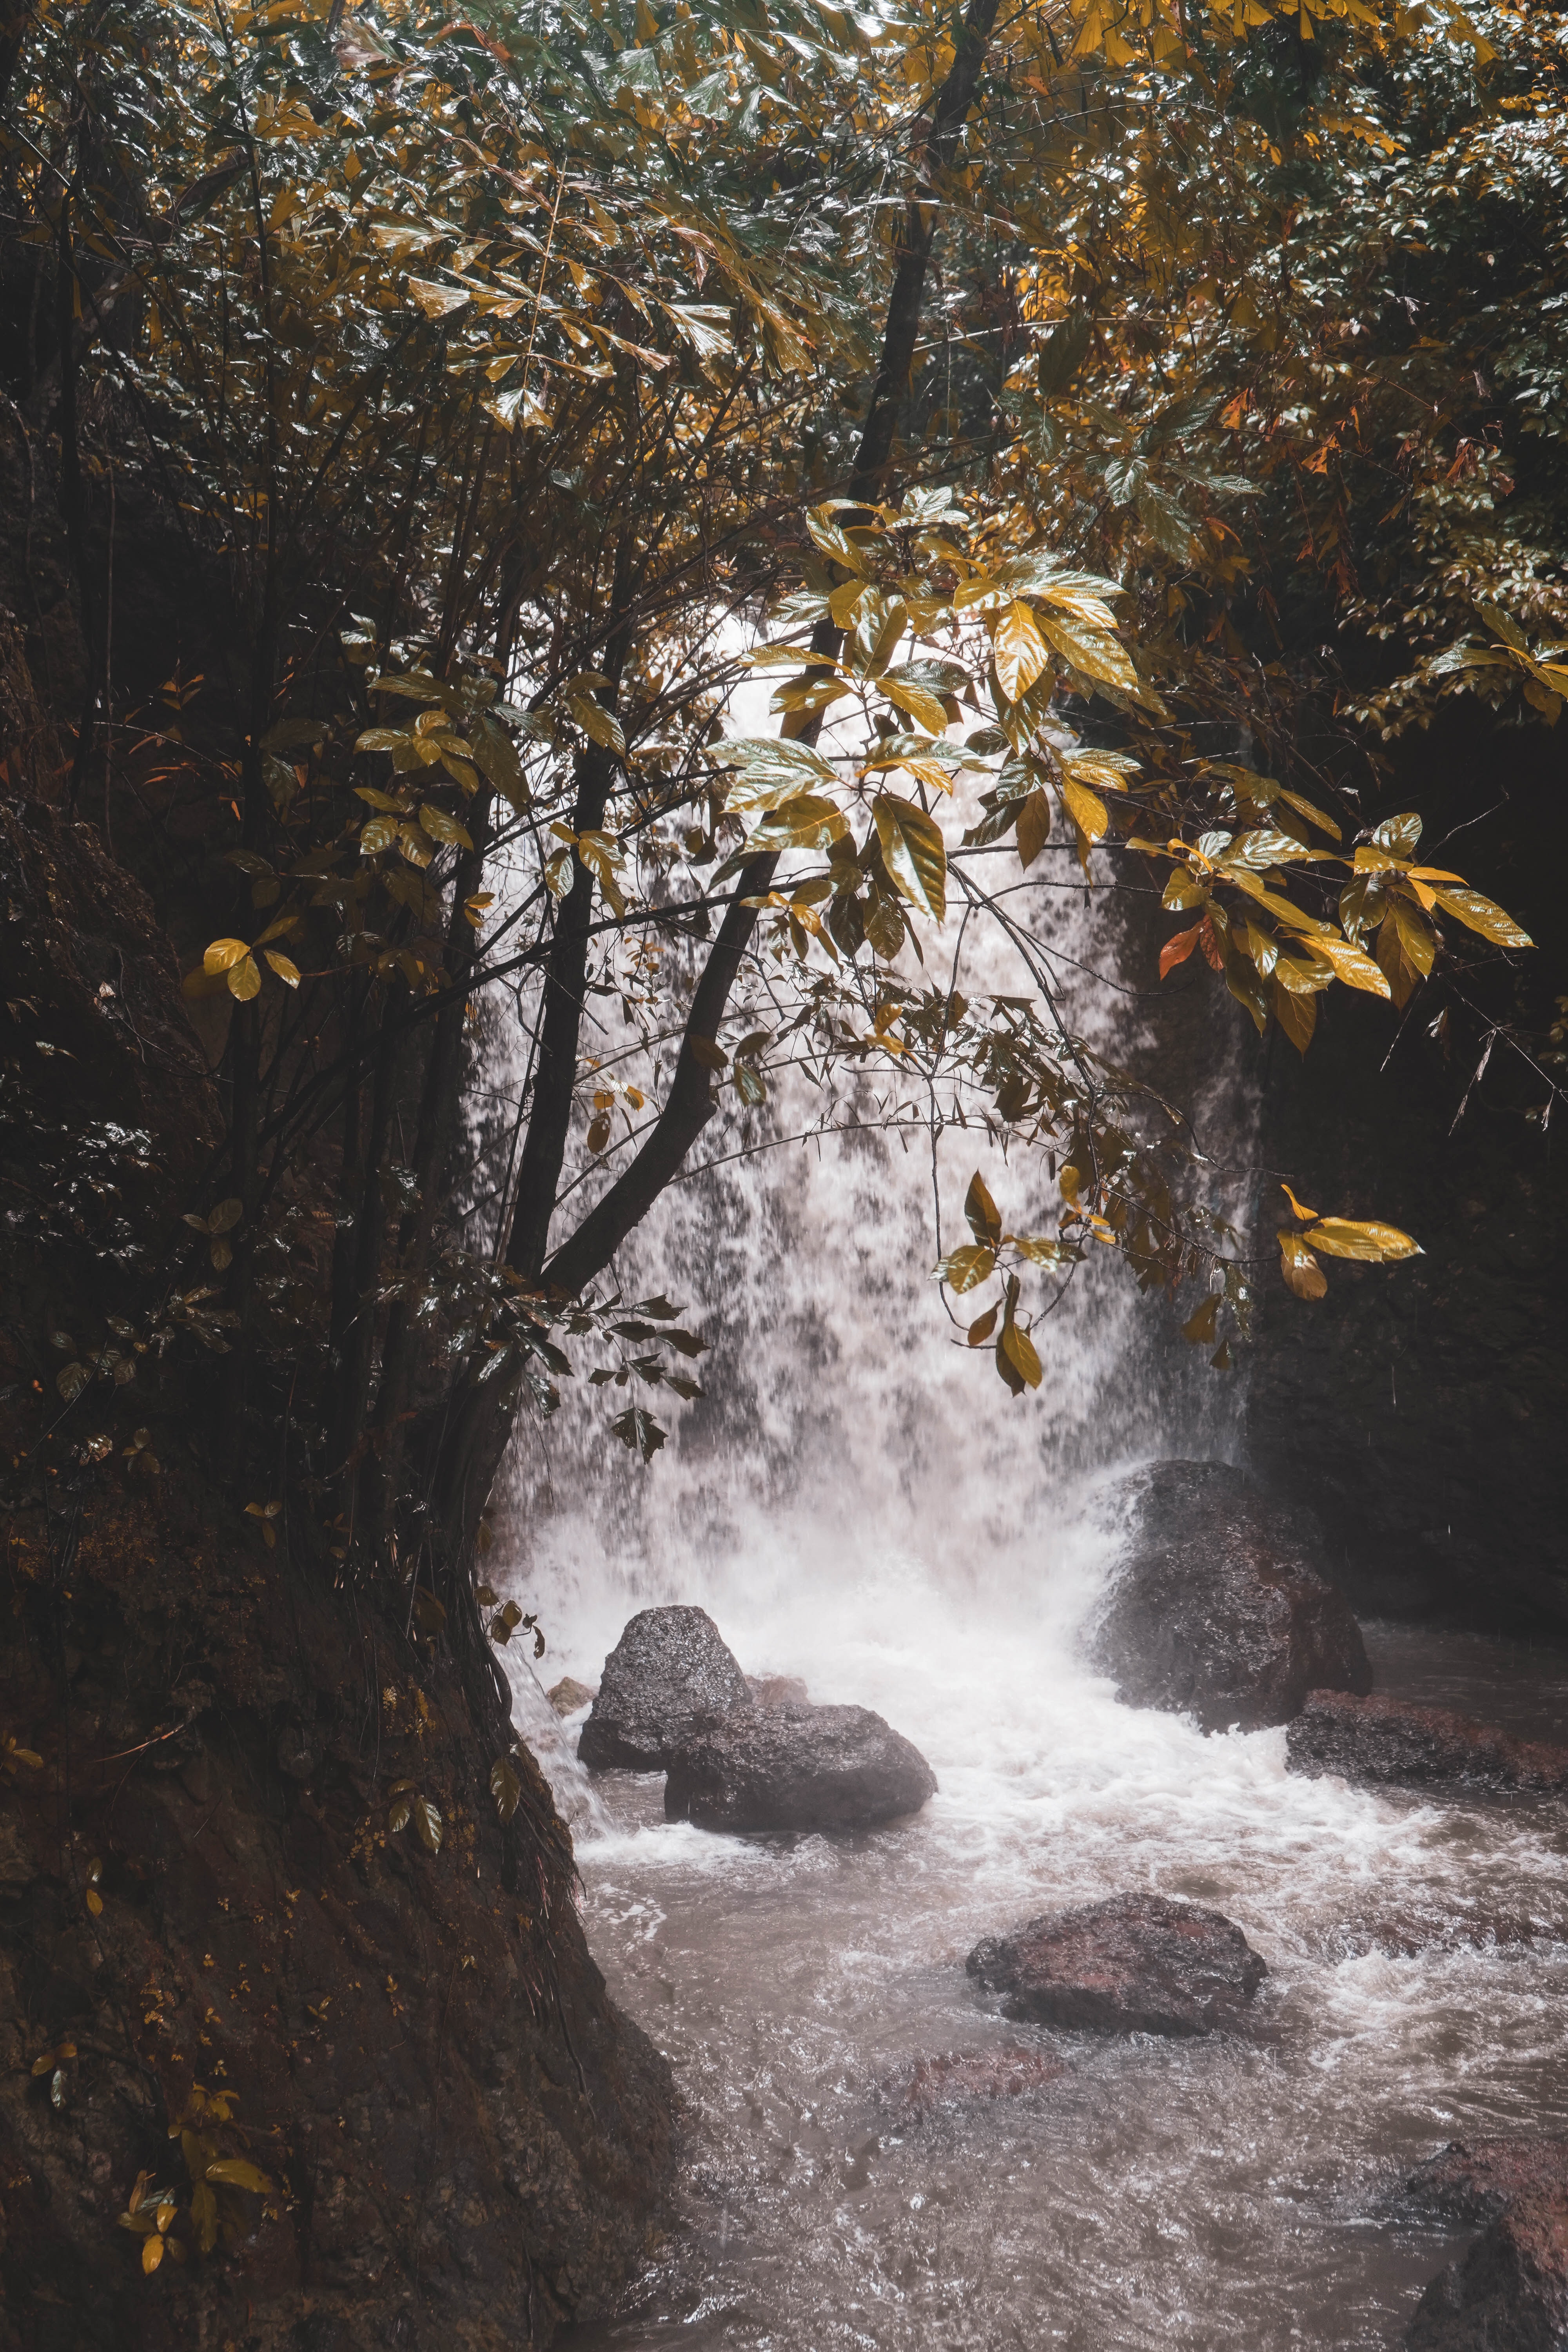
[881,677,949,735]
[203,2158,272,2194]
[992,601,1049,704]
[1036,607,1139,693]
[203,936,251,975]
[142,2234,164,2274]
[1305,1217,1421,1263]
[1060,775,1108,842]
[1429,887,1533,950]
[408,277,469,318]
[998,1319,1043,1391]
[1278,1230,1327,1300]
[226,955,261,1002]
[871,793,946,922]
[1280,1181,1318,1222]
[263,951,301,987]
[419,804,475,850]
[1316,935,1392,998]
[935,1242,996,1292]
[1182,1291,1219,1344]
[1018,789,1052,870]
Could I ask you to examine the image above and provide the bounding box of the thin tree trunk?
[426,0,1002,1567]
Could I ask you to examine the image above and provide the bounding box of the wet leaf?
[1429,887,1533,950]
[996,1318,1042,1394]
[935,1242,996,1292]
[611,1405,666,1462]
[1181,1292,1220,1344]
[1017,789,1052,870]
[1278,1230,1328,1300]
[1305,1218,1421,1262]
[1060,775,1107,843]
[966,1304,998,1347]
[871,794,946,922]
[204,2158,272,2194]
[993,601,1049,704]
[964,1171,1002,1248]
[1160,923,1203,979]
[412,1794,442,1854]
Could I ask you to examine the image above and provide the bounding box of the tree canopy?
[2,0,1551,1580]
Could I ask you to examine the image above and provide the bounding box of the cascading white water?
[484,800,1568,2351]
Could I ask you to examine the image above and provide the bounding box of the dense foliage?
[1,0,1552,1586]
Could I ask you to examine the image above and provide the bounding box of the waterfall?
[490,840,1256,1697]
[478,813,1568,2352]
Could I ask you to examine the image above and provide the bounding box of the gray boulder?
[1085,1459,1371,1732]
[578,1605,752,1771]
[1288,1691,1568,1797]
[664,1702,936,1832]
[1406,2187,1568,2350]
[967,1891,1267,2036]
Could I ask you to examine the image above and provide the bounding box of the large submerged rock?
[1085,1459,1371,1732]
[1287,1691,1568,1796]
[1404,2139,1568,2230]
[664,1702,936,1832]
[578,1604,752,1771]
[966,1891,1267,2036]
[1406,2187,1568,2351]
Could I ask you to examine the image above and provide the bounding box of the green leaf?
[871,793,946,922]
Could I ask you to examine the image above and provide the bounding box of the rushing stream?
[487,817,1567,2348]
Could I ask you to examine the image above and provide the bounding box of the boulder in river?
[1287,1691,1568,1796]
[1085,1459,1371,1732]
[1404,2138,1568,2230]
[578,1604,752,1771]
[966,1891,1267,2036]
[886,2044,1065,2128]
[547,1675,596,1716]
[747,1673,809,1710]
[664,1702,936,1832]
[1405,2186,1568,2351]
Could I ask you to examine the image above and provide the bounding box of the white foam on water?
[483,831,1568,2350]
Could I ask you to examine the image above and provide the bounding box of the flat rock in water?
[547,1675,596,1717]
[1085,1459,1371,1732]
[886,2045,1065,2127]
[1406,2186,1568,2351]
[1404,2140,1568,2230]
[966,1891,1267,2037]
[664,1702,936,1833]
[578,1606,752,1771]
[1287,1691,1568,1796]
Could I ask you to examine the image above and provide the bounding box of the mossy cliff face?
[0,798,675,2349]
